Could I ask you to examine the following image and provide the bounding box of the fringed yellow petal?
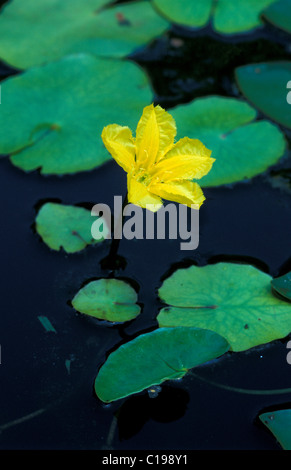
[101,124,135,173]
[151,137,215,181]
[149,180,206,208]
[154,105,177,161]
[127,173,163,212]
[135,104,176,168]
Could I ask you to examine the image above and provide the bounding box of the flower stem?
[100,192,128,272]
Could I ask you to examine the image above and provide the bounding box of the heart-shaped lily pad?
[157,263,291,352]
[263,0,291,34]
[236,61,291,130]
[272,271,291,301]
[259,409,291,450]
[0,54,153,175]
[152,0,275,34]
[0,0,169,69]
[171,96,286,187]
[72,278,141,323]
[95,327,229,402]
[35,202,108,253]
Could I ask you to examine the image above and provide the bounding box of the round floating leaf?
[236,61,291,130]
[259,410,291,450]
[213,0,275,34]
[72,279,141,323]
[152,0,275,33]
[171,96,286,187]
[152,0,213,28]
[35,202,108,253]
[157,263,291,352]
[272,271,291,301]
[263,0,291,34]
[95,327,229,402]
[0,54,152,174]
[0,0,169,69]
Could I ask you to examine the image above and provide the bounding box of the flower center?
[135,168,151,185]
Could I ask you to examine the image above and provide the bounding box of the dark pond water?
[0,0,291,451]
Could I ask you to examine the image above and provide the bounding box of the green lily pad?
[157,263,291,352]
[171,96,286,187]
[0,0,169,69]
[35,202,108,253]
[236,61,291,130]
[272,271,291,301]
[0,54,152,175]
[263,0,291,34]
[95,327,229,402]
[214,0,276,34]
[152,0,213,28]
[259,410,291,450]
[72,279,141,323]
[152,0,275,34]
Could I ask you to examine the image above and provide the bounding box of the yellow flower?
[101,104,215,212]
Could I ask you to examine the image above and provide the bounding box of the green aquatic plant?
[263,0,291,34]
[272,271,291,301]
[95,327,229,403]
[236,61,291,130]
[152,0,276,34]
[0,55,152,174]
[259,409,291,449]
[157,263,291,352]
[0,0,169,69]
[171,96,286,187]
[72,278,141,323]
[0,0,289,451]
[93,262,291,403]
[35,202,108,253]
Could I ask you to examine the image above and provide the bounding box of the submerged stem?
[190,371,291,395]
